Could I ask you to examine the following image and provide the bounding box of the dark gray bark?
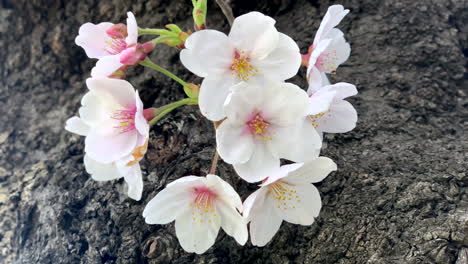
[1,0,467,263]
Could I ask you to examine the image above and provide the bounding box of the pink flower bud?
[119,42,155,65]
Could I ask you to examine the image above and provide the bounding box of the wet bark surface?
[1,0,467,263]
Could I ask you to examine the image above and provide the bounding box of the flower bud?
[192,0,207,31]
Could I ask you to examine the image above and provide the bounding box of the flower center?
[111,108,136,133]
[269,181,301,210]
[315,50,338,73]
[231,50,258,81]
[246,114,272,141]
[104,38,127,55]
[190,186,218,223]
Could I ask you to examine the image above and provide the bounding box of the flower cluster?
[66,3,357,254]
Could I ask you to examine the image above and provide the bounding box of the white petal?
[84,154,122,181]
[134,91,149,137]
[274,183,321,225]
[260,163,304,186]
[243,188,268,220]
[65,116,90,136]
[125,12,138,45]
[143,178,196,224]
[229,12,279,60]
[216,200,248,245]
[316,29,350,73]
[75,22,114,59]
[315,100,357,133]
[324,82,357,100]
[285,157,337,184]
[249,194,283,247]
[175,206,221,254]
[91,55,124,78]
[307,38,331,77]
[233,143,280,183]
[79,91,113,127]
[313,5,349,45]
[263,82,309,126]
[198,74,237,121]
[166,176,204,188]
[206,174,243,212]
[307,89,336,115]
[307,66,324,93]
[224,81,266,122]
[86,77,136,109]
[124,163,143,200]
[216,120,254,164]
[85,128,138,163]
[180,30,235,77]
[253,33,301,81]
[277,118,322,162]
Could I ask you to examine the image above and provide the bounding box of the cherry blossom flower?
[216,80,322,183]
[143,174,248,254]
[306,82,358,136]
[180,11,302,121]
[304,5,351,90]
[243,157,337,246]
[75,12,153,77]
[65,77,149,200]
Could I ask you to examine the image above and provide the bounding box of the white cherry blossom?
[65,77,149,200]
[75,12,146,77]
[243,157,337,246]
[143,174,248,254]
[216,80,322,183]
[180,11,302,121]
[306,82,358,136]
[306,5,351,90]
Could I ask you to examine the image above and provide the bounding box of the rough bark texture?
[1,0,467,263]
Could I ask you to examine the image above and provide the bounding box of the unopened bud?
[143,108,158,121]
[106,24,128,39]
[192,0,207,31]
[120,42,155,65]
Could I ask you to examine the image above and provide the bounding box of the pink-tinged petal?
[315,29,350,74]
[313,5,349,45]
[175,205,221,254]
[324,82,357,100]
[65,116,90,136]
[75,22,114,59]
[224,81,267,123]
[216,120,254,164]
[260,163,304,186]
[307,89,336,115]
[125,12,138,45]
[314,99,357,133]
[276,118,322,162]
[252,33,301,81]
[285,157,337,184]
[134,91,149,137]
[143,182,194,225]
[124,163,143,201]
[216,199,248,245]
[233,143,280,183]
[85,127,138,163]
[83,154,122,181]
[198,74,237,121]
[307,38,331,77]
[273,183,322,225]
[91,55,124,78]
[206,174,243,212]
[86,77,136,109]
[229,12,279,60]
[180,30,235,77]
[249,193,282,247]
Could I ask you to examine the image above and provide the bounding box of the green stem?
[138,28,168,36]
[140,58,189,90]
[149,98,197,126]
